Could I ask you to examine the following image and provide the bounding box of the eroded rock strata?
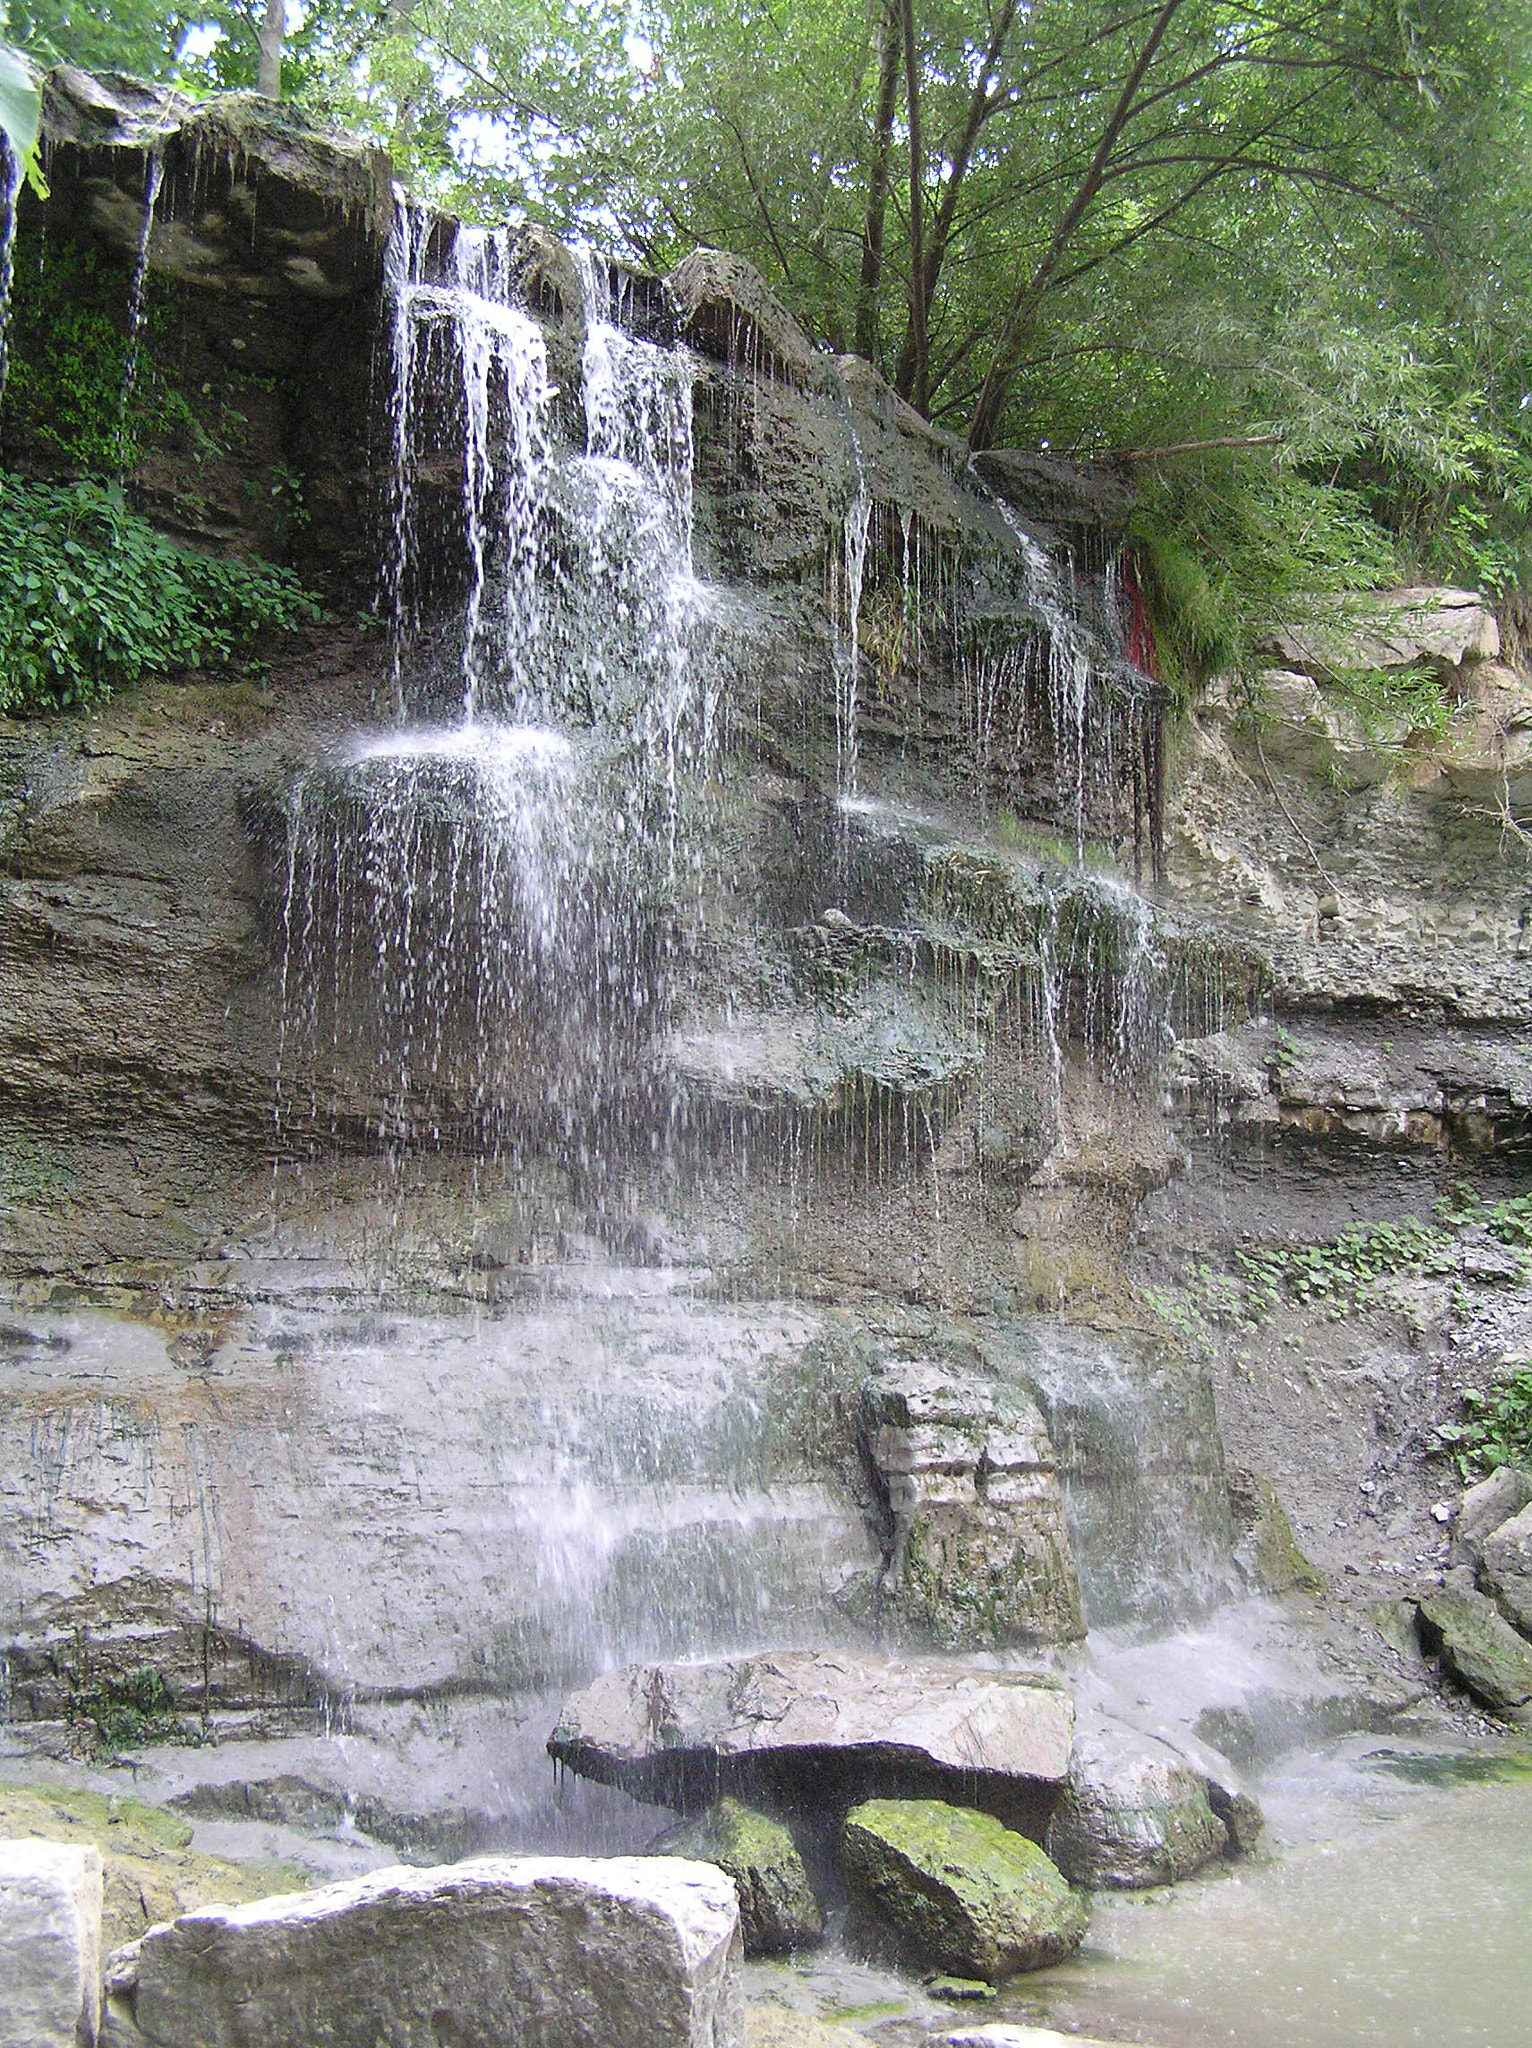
[0,67,1528,2034]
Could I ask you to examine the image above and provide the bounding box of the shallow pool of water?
[747,1738,1532,2046]
[1009,1739,1532,2047]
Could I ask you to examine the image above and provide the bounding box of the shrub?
[0,473,318,713]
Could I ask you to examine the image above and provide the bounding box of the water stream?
[744,1741,1532,2045]
[116,150,163,467]
[0,137,25,408]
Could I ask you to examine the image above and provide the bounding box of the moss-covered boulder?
[657,1798,823,1955]
[1479,1502,1532,1641]
[1046,1723,1231,1890]
[842,1798,1087,1981]
[1416,1581,1532,1720]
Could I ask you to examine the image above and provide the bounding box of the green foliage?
[0,40,44,193]
[0,475,318,714]
[6,237,158,471]
[1433,1365,1532,1481]
[1129,457,1401,695]
[1325,661,1452,745]
[1147,1202,1527,1356]
[70,1665,196,1754]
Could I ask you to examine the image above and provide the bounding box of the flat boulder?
[549,1652,1073,1828]
[1045,1721,1231,1889]
[0,1839,103,2048]
[1479,1501,1532,1640]
[842,1799,1088,1982]
[102,1856,742,2048]
[657,1799,823,1955]
[1416,1581,1532,1720]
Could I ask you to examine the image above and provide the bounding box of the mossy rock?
[743,2005,870,2048]
[842,1798,1088,1981]
[658,1797,823,1954]
[1228,1470,1324,1598]
[1416,1584,1532,1720]
[0,1777,308,1955]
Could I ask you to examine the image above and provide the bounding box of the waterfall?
[278,209,714,1162]
[0,136,25,410]
[833,421,872,794]
[116,150,163,471]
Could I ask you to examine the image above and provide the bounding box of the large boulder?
[841,1799,1088,1982]
[101,1856,743,2048]
[548,1652,1074,1832]
[1044,1722,1231,1889]
[0,1839,103,2048]
[1415,1580,1532,1720]
[1479,1501,1532,1639]
[39,65,394,298]
[860,1349,1083,1648]
[1449,1465,1532,1572]
[657,1800,823,1955]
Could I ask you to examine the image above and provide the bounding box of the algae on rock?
[841,1798,1088,1981]
[657,1798,823,1955]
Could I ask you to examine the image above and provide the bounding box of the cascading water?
[278,207,715,1167]
[0,137,25,408]
[116,150,163,469]
[832,416,872,793]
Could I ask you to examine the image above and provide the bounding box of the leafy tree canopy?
[6,0,1531,629]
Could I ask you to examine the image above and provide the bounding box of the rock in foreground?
[843,1799,1088,1981]
[658,1799,823,1954]
[1045,1722,1233,1889]
[1478,1503,1532,1640]
[103,1856,743,2048]
[1415,1582,1532,1720]
[548,1652,1073,1828]
[0,1839,103,2048]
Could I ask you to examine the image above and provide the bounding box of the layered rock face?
[0,70,1527,1904]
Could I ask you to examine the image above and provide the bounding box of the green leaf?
[0,45,45,197]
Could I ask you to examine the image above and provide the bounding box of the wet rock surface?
[103,1857,744,2048]
[548,1653,1074,1828]
[858,1345,1083,1648]
[841,1799,1088,1982]
[657,1800,823,1956]
[1043,1721,1233,1890]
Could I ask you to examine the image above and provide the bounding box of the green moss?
[1416,1586,1532,1718]
[662,1797,823,1954]
[842,1797,1088,1981]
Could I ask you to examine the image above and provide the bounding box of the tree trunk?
[855,0,902,364]
[257,0,285,99]
[897,0,928,411]
[968,0,1189,451]
[893,0,1018,401]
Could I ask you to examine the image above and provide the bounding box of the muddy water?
[746,1740,1532,2046]
[1021,1743,1532,2047]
